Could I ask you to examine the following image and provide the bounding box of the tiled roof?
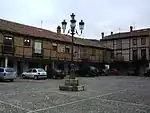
[100,28,150,41]
[0,19,106,49]
[76,38,112,50]
[0,19,72,43]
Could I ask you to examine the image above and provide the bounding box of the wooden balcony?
[80,53,90,60]
[57,52,71,61]
[14,45,23,57]
[2,44,14,54]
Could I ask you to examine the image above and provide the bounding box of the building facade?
[0,19,112,75]
[100,26,150,62]
[100,26,150,73]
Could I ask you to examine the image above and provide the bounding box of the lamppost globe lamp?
[61,20,67,33]
[59,13,85,91]
[79,20,84,32]
[70,13,76,29]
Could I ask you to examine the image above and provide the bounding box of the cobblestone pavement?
[0,76,150,113]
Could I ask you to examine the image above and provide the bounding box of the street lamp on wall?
[61,13,85,79]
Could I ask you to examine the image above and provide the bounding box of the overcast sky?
[0,0,150,39]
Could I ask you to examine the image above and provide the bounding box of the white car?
[22,68,47,80]
[0,67,17,82]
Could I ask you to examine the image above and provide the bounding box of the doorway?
[17,61,22,76]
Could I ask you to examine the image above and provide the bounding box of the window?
[5,68,15,72]
[141,49,146,59]
[83,49,87,55]
[32,69,37,73]
[65,47,70,53]
[3,36,13,53]
[38,68,45,72]
[0,68,4,72]
[24,38,30,46]
[116,39,122,49]
[133,38,137,45]
[133,49,138,60]
[116,53,122,60]
[53,45,57,51]
[5,37,12,40]
[141,38,146,45]
[4,36,13,45]
[34,41,42,54]
[92,49,96,55]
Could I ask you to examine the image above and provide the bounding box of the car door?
[31,69,38,78]
[25,69,32,78]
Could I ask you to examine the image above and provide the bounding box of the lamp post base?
[59,78,85,91]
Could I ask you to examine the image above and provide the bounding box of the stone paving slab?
[0,91,86,111]
[32,97,150,113]
[100,87,150,106]
[0,76,150,113]
[0,102,28,113]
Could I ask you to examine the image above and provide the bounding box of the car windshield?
[5,68,15,72]
[38,68,45,72]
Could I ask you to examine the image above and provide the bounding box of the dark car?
[47,68,65,79]
[144,68,150,77]
[126,68,137,76]
[77,66,99,77]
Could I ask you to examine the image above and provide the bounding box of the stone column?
[52,60,55,68]
[5,57,8,68]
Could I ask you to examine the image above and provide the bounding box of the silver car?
[22,68,47,80]
[0,67,17,82]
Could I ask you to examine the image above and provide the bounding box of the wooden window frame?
[52,45,57,51]
[24,38,31,46]
[92,49,96,56]
[65,47,70,53]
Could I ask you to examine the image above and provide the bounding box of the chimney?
[101,32,104,38]
[130,26,133,32]
[111,32,113,35]
[57,26,61,36]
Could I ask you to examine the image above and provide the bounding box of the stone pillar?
[5,57,8,68]
[52,60,55,68]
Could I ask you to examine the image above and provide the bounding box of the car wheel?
[34,75,38,80]
[22,74,26,79]
[10,79,14,82]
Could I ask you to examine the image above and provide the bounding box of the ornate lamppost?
[59,13,85,91]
